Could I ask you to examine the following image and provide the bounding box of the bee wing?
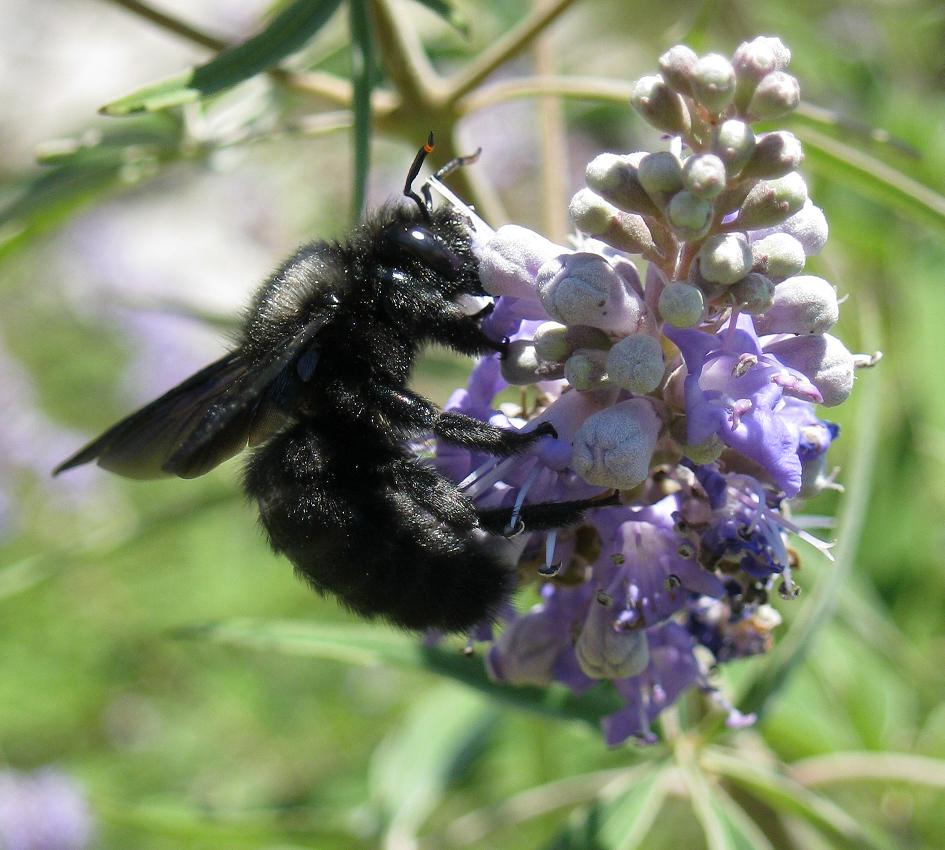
[54,314,330,481]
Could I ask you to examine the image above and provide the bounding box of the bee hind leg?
[476,491,620,536]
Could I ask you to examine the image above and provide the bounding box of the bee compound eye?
[385,224,462,277]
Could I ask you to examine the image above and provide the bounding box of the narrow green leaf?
[737,293,883,716]
[370,685,496,842]
[712,788,775,850]
[791,751,945,790]
[348,0,374,222]
[410,0,471,36]
[102,0,343,115]
[795,125,945,234]
[544,766,668,850]
[702,748,895,850]
[182,619,623,727]
[681,761,738,850]
[0,115,183,265]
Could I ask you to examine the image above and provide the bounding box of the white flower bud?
[500,339,565,385]
[585,152,660,217]
[536,253,648,334]
[637,152,684,202]
[486,608,560,686]
[751,232,806,280]
[740,131,804,180]
[659,281,704,327]
[731,272,776,314]
[575,603,650,679]
[764,333,854,406]
[736,172,808,229]
[667,191,712,239]
[606,334,664,394]
[571,399,661,489]
[479,225,566,298]
[732,36,791,111]
[698,233,753,285]
[682,154,727,199]
[748,71,801,120]
[565,348,609,391]
[533,322,571,362]
[630,75,691,135]
[692,53,736,112]
[750,201,828,256]
[659,44,699,96]
[754,275,839,335]
[713,119,756,176]
[569,188,658,256]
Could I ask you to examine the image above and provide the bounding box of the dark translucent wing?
[54,313,332,481]
[53,352,249,480]
[161,315,331,478]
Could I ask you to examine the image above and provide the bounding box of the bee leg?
[476,491,621,535]
[356,384,557,455]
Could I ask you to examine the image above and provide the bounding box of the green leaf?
[348,0,374,222]
[182,619,623,727]
[794,124,945,234]
[702,747,896,850]
[370,685,496,843]
[791,751,945,790]
[545,766,668,850]
[681,760,743,850]
[101,0,344,115]
[736,292,884,716]
[0,115,183,264]
[410,0,471,36]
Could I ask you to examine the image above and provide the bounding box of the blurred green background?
[2,0,944,847]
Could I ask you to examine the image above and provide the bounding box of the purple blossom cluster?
[432,37,872,745]
[0,769,93,850]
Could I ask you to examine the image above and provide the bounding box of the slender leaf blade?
[370,685,496,843]
[544,766,668,850]
[348,0,374,222]
[102,0,344,115]
[702,748,895,850]
[182,619,623,727]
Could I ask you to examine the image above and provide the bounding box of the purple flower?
[0,769,93,850]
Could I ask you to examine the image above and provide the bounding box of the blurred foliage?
[2,0,945,848]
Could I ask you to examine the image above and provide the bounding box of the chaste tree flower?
[432,36,877,746]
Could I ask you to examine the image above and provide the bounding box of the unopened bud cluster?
[437,37,875,746]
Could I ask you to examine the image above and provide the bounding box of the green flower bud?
[751,232,806,280]
[533,322,571,362]
[747,71,801,120]
[713,120,756,175]
[569,188,658,257]
[698,233,753,285]
[730,272,775,313]
[637,152,684,202]
[753,274,838,335]
[606,334,664,394]
[740,131,803,180]
[667,191,712,239]
[565,348,609,391]
[682,154,727,199]
[659,281,704,327]
[500,339,565,384]
[691,53,736,112]
[630,75,691,136]
[736,172,808,229]
[658,44,698,96]
[585,153,660,217]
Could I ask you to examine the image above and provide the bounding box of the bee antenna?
[404,131,435,218]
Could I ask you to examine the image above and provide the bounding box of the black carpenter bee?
[55,135,614,632]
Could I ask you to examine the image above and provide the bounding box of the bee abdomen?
[243,426,516,632]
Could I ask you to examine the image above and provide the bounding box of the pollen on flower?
[433,33,870,746]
